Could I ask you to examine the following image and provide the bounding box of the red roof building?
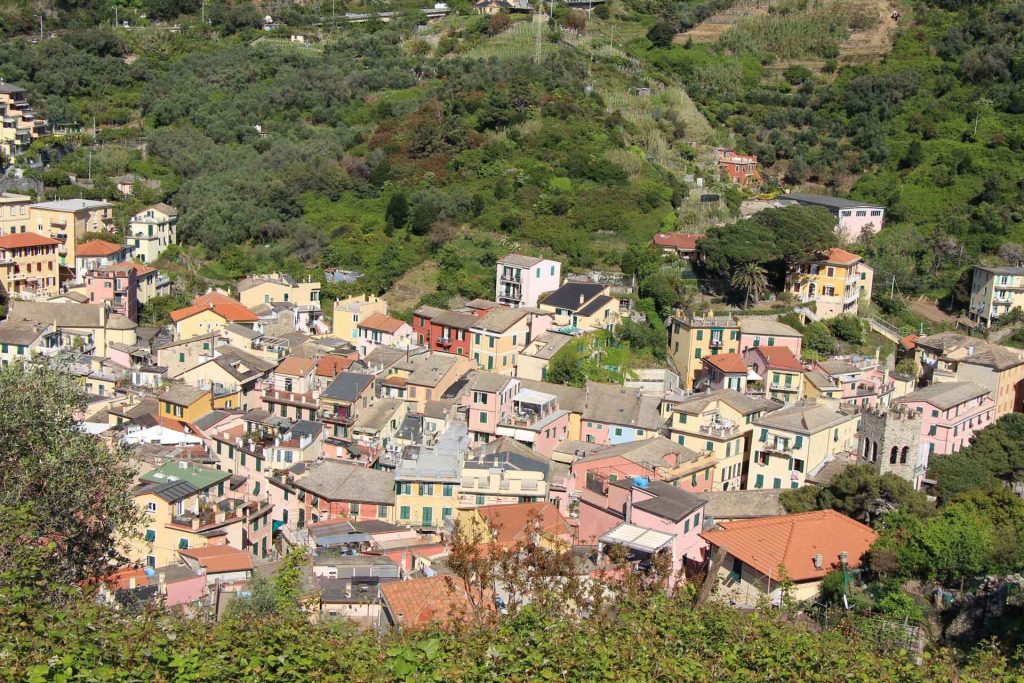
[379,575,482,629]
[651,232,703,256]
[76,239,125,257]
[700,510,876,603]
[715,148,762,188]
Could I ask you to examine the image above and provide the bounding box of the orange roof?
[899,334,919,351]
[359,312,407,334]
[276,355,316,377]
[193,292,239,307]
[114,261,157,276]
[704,353,747,374]
[316,354,357,378]
[755,346,803,372]
[178,545,254,573]
[99,567,150,591]
[76,240,124,257]
[823,247,861,265]
[170,300,259,324]
[0,233,60,249]
[651,232,702,251]
[700,510,876,582]
[476,502,572,547]
[380,576,478,628]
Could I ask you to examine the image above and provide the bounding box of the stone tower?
[857,405,922,485]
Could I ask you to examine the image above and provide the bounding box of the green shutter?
[794,436,803,449]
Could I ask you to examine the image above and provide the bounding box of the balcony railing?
[698,423,739,438]
[321,408,355,425]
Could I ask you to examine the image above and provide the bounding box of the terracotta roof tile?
[276,355,316,377]
[700,510,876,582]
[651,232,702,251]
[316,354,357,378]
[476,502,572,547]
[755,346,803,372]
[380,576,478,628]
[359,312,407,334]
[178,545,254,573]
[114,261,157,276]
[76,240,124,257]
[823,247,861,265]
[704,352,747,374]
[0,233,60,249]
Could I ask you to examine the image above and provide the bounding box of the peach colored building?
[738,318,802,356]
[0,232,60,300]
[893,382,995,460]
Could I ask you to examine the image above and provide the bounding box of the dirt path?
[676,2,769,44]
[839,0,906,64]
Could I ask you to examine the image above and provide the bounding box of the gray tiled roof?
[322,372,375,402]
[673,388,777,416]
[293,461,396,505]
[753,400,854,435]
[894,381,990,411]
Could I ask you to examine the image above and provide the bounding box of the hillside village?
[3,160,1023,626]
[4,0,1024,665]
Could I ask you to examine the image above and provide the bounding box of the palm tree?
[731,262,769,308]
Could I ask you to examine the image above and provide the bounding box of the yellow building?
[0,233,60,300]
[159,384,213,424]
[0,84,45,159]
[238,272,321,310]
[0,192,32,235]
[332,294,387,344]
[0,319,59,366]
[748,400,859,490]
[785,247,873,320]
[668,389,777,491]
[537,281,620,333]
[170,293,259,341]
[394,425,467,530]
[967,265,1024,328]
[130,461,237,568]
[469,307,534,374]
[127,203,177,264]
[7,299,136,357]
[668,310,740,389]
[459,437,551,506]
[29,199,114,268]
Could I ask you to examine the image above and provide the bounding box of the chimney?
[191,516,201,531]
[128,576,137,589]
[158,572,167,594]
[579,294,585,306]
[813,553,823,570]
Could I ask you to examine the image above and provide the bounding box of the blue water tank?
[143,567,156,576]
[632,476,649,488]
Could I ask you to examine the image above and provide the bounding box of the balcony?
[321,408,355,425]
[709,338,724,349]
[698,423,739,438]
[758,441,794,455]
[769,381,799,392]
[500,269,523,284]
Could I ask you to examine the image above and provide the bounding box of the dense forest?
[635,0,1024,304]
[2,0,1024,320]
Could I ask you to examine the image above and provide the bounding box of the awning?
[599,523,675,554]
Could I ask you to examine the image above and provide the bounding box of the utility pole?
[33,15,42,42]
[114,5,118,27]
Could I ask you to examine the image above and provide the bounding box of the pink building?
[738,318,803,356]
[816,357,895,410]
[894,382,995,460]
[567,438,713,521]
[355,313,413,357]
[590,478,708,580]
[86,265,138,321]
[783,193,885,242]
[700,353,749,392]
[464,372,520,442]
[496,254,561,308]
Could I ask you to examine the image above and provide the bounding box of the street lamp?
[839,551,850,610]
